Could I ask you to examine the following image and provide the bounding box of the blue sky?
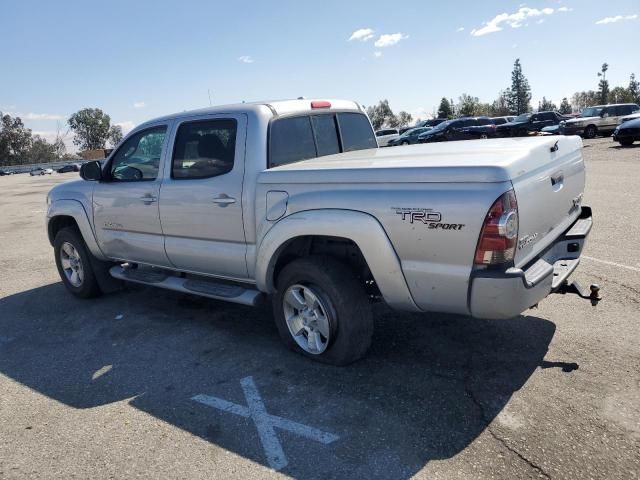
[1,0,638,149]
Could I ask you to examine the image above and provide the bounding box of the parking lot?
[0,138,638,479]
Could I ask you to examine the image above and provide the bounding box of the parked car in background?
[490,116,515,125]
[560,104,640,138]
[57,164,81,173]
[30,167,53,176]
[388,127,432,146]
[417,117,494,143]
[375,128,400,147]
[613,117,640,146]
[415,118,447,129]
[497,111,568,137]
[0,169,14,176]
[618,111,640,125]
[541,125,560,135]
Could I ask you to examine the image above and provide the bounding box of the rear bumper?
[469,206,593,319]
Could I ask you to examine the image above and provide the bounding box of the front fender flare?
[256,209,420,312]
[47,199,107,261]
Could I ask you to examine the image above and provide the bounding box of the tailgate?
[512,136,585,268]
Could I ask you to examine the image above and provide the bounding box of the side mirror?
[80,161,103,181]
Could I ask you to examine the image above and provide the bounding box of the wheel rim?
[481,134,488,139]
[586,126,595,138]
[282,284,331,354]
[60,242,84,287]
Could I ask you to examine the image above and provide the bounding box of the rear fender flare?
[256,209,420,312]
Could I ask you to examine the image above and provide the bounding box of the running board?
[109,266,263,306]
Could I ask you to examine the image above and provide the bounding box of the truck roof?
[139,98,363,127]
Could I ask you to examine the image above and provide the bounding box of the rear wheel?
[272,256,373,365]
[54,227,103,298]
[401,141,409,145]
[584,125,597,139]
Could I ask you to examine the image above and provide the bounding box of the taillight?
[474,190,519,266]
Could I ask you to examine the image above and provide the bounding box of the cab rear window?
[269,112,375,168]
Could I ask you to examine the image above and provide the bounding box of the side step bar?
[109,266,264,306]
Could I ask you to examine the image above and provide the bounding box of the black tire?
[619,137,635,146]
[584,125,597,139]
[272,256,373,366]
[54,227,103,298]
[401,141,409,146]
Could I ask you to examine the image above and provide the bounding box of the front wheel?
[584,125,597,139]
[619,137,635,146]
[54,227,103,298]
[272,257,373,365]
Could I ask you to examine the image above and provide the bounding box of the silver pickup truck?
[46,99,595,365]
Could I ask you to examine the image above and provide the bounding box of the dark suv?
[496,111,568,137]
[417,117,495,143]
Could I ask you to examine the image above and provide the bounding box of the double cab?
[47,99,594,365]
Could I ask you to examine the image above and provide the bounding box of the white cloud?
[237,55,254,64]
[114,121,135,133]
[7,111,63,120]
[470,7,570,36]
[456,27,465,32]
[373,51,382,57]
[558,7,573,12]
[374,33,409,48]
[595,14,638,24]
[133,102,145,109]
[349,28,375,41]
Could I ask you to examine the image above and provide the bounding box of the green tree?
[597,63,609,104]
[609,86,633,103]
[571,91,599,111]
[0,114,33,166]
[489,90,512,116]
[29,135,57,163]
[437,98,453,119]
[109,125,124,146]
[539,97,557,112]
[365,99,399,130]
[395,111,413,128]
[628,73,639,103]
[559,98,572,115]
[68,108,112,151]
[457,93,480,117]
[507,58,532,115]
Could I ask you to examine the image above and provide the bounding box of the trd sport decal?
[393,207,465,231]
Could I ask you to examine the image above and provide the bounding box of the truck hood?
[259,136,583,184]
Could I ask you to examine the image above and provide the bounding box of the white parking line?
[582,255,640,273]
[192,376,339,471]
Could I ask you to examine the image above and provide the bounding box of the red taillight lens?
[474,190,519,266]
[311,101,331,109]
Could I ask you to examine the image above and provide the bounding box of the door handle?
[139,195,157,203]
[212,195,236,206]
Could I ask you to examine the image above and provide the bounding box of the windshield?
[581,107,603,117]
[514,113,531,122]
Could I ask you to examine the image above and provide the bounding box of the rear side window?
[269,112,376,167]
[172,119,237,179]
[270,116,316,168]
[616,105,636,116]
[338,113,377,151]
[476,118,492,126]
[492,118,506,125]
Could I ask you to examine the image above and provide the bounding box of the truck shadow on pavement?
[0,282,559,479]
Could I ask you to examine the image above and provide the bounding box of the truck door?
[92,124,173,266]
[158,114,248,279]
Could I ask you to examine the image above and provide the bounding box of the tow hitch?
[556,280,601,306]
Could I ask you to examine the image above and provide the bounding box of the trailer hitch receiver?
[556,280,601,306]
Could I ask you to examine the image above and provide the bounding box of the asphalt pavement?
[0,138,638,479]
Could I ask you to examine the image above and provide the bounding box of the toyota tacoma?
[46,99,595,365]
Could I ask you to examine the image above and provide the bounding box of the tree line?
[368,59,640,129]
[0,108,123,167]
